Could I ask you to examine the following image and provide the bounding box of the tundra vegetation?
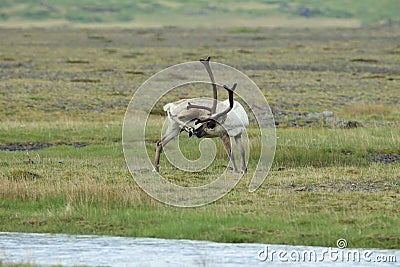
[0,4,399,252]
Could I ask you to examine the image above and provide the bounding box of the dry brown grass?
[339,102,399,120]
[0,172,155,210]
[344,103,392,115]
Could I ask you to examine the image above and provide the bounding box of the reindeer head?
[193,119,221,138]
[191,83,236,138]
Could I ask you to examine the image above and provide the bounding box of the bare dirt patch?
[370,153,400,164]
[0,142,87,151]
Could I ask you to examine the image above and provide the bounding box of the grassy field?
[0,25,399,250]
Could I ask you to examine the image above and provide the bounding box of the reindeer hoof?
[227,167,240,173]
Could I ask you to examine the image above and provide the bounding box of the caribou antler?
[200,56,211,62]
[195,83,237,124]
[190,56,217,114]
[187,102,212,112]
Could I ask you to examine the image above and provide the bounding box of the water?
[0,232,398,266]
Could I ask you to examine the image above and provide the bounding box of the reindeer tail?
[163,103,174,113]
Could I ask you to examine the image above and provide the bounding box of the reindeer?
[154,57,249,173]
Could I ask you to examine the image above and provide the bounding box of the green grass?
[0,261,42,267]
[0,121,120,145]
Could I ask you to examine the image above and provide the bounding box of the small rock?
[336,120,363,128]
[321,111,334,117]
[306,113,321,120]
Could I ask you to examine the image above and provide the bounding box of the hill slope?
[0,0,399,28]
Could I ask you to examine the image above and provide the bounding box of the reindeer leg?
[234,134,247,173]
[154,130,179,172]
[154,142,163,172]
[221,134,238,173]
